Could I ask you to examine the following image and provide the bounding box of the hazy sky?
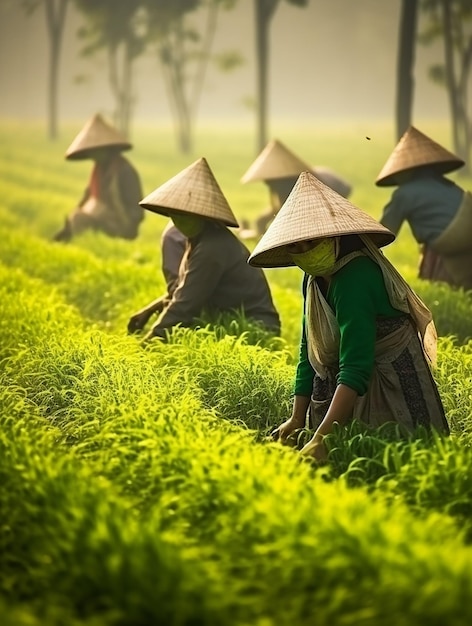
[0,0,449,124]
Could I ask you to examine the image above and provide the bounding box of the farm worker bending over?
[127,157,281,340]
[248,171,449,463]
[53,113,144,243]
[376,126,472,290]
[240,138,352,237]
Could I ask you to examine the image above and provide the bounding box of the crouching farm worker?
[241,138,352,237]
[53,113,144,242]
[127,157,281,341]
[248,171,449,463]
[376,126,472,290]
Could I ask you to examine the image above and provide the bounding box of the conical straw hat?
[139,157,239,227]
[241,139,312,183]
[375,126,464,186]
[248,171,395,268]
[65,113,132,160]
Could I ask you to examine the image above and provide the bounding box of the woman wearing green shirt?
[248,171,449,462]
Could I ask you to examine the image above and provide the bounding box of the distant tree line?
[20,0,472,167]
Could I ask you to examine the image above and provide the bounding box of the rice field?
[1,118,472,625]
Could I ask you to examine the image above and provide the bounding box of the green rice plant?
[0,265,85,365]
[0,404,215,625]
[141,325,294,432]
[0,262,292,441]
[0,227,161,332]
[2,120,471,349]
[320,420,406,483]
[377,434,472,530]
[0,600,109,626]
[318,421,472,540]
[294,420,436,488]
[0,224,304,347]
[4,370,472,626]
[1,118,470,236]
[412,280,472,344]
[435,337,472,437]
[192,308,288,350]
[4,120,472,625]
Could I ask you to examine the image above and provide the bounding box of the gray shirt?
[161,222,187,291]
[151,222,281,337]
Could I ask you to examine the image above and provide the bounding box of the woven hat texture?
[241,139,311,183]
[65,113,132,160]
[376,126,464,186]
[140,157,239,227]
[248,171,394,268]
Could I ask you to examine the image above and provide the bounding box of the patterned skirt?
[309,316,449,435]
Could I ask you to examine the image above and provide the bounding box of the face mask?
[289,238,338,275]
[92,148,115,163]
[171,214,204,238]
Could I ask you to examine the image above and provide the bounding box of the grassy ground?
[1,118,472,625]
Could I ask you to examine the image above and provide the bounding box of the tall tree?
[419,0,472,172]
[396,0,418,140]
[143,0,240,154]
[74,0,145,135]
[21,0,69,140]
[253,0,308,153]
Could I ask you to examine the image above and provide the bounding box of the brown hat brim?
[66,143,132,161]
[248,171,394,268]
[241,138,312,183]
[376,160,465,186]
[65,113,132,160]
[376,126,464,186]
[249,231,394,268]
[140,157,239,228]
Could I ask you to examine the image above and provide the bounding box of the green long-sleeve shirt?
[294,255,405,397]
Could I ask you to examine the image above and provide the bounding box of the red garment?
[88,157,119,199]
[89,163,100,199]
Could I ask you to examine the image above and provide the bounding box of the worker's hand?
[271,415,305,445]
[127,309,152,334]
[300,436,328,463]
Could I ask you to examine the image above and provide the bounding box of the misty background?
[0,0,449,127]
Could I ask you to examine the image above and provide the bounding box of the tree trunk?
[160,29,193,154]
[45,0,68,140]
[161,16,199,155]
[458,38,472,173]
[120,39,133,136]
[441,0,464,159]
[254,0,279,153]
[454,20,472,174]
[154,2,223,154]
[108,44,121,129]
[190,1,219,121]
[107,41,134,136]
[395,0,418,140]
[48,29,60,140]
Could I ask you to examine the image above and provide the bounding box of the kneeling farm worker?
[248,171,449,463]
[128,157,281,341]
